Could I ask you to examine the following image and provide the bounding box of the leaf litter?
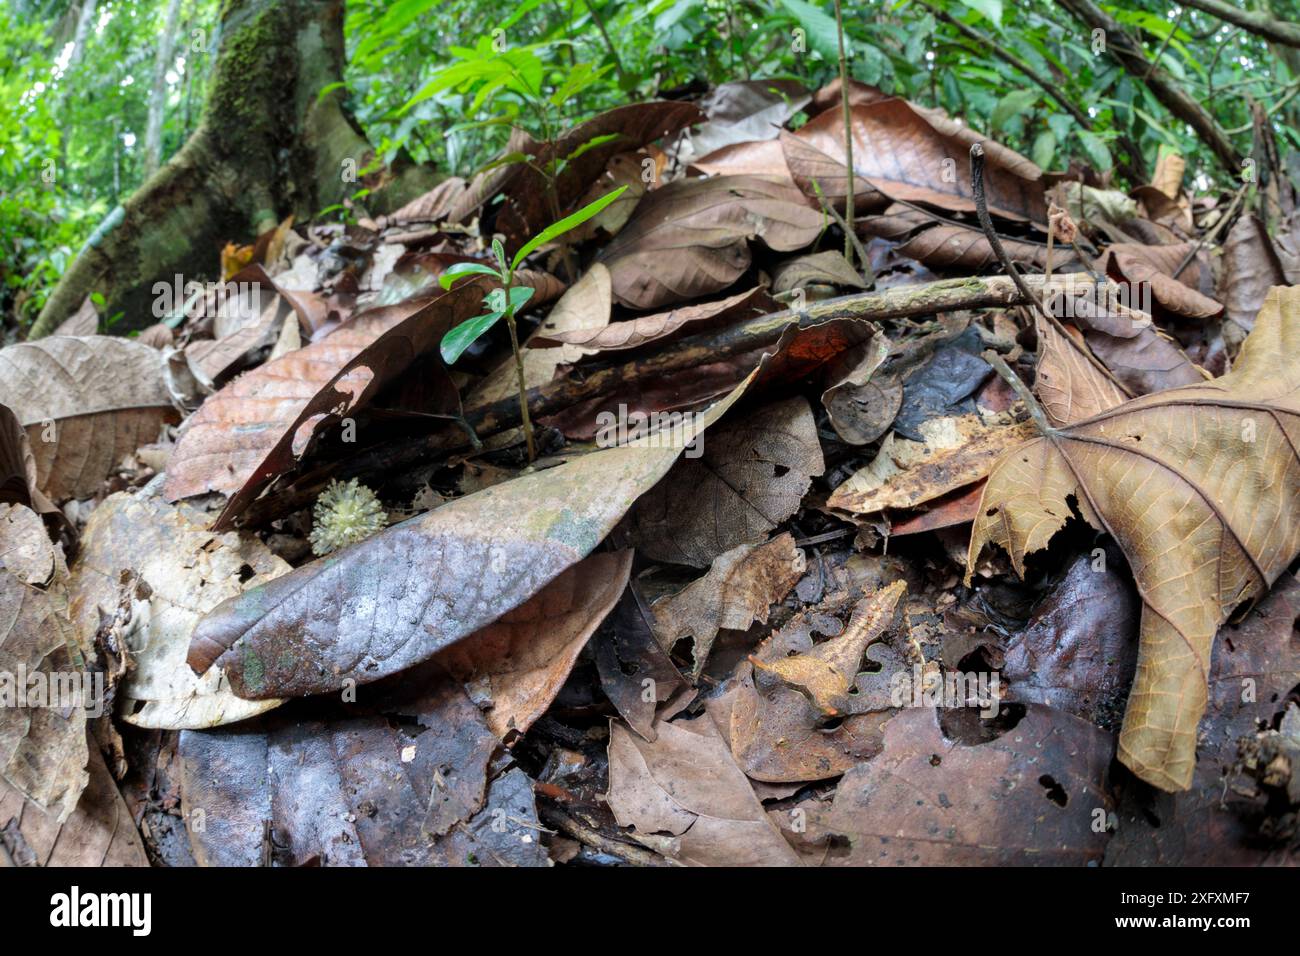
[6,76,1300,870]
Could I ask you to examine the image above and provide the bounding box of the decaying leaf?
[630,397,824,567]
[0,336,176,499]
[179,678,547,866]
[781,99,1045,223]
[529,286,774,355]
[651,533,805,677]
[0,744,148,866]
[435,550,632,739]
[68,489,291,729]
[189,375,755,699]
[969,285,1300,791]
[778,706,1114,865]
[1101,242,1222,319]
[0,512,87,823]
[599,175,824,309]
[859,204,1064,271]
[605,715,803,866]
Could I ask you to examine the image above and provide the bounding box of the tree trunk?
[30,0,437,338]
[143,0,183,178]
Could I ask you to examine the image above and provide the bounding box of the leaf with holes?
[968,285,1300,791]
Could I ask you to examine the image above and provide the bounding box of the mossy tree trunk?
[30,0,435,338]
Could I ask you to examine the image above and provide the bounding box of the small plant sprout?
[439,185,627,461]
[309,478,386,556]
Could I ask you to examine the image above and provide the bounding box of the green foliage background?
[3,0,1298,332]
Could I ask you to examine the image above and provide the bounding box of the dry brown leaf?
[828,416,1036,515]
[68,490,291,729]
[782,99,1045,223]
[435,550,632,739]
[969,285,1300,790]
[1034,317,1131,426]
[1219,214,1287,349]
[599,175,824,309]
[164,280,486,521]
[778,706,1114,865]
[859,204,1065,271]
[651,534,805,677]
[0,336,176,499]
[0,744,147,866]
[530,286,774,355]
[1102,242,1222,319]
[0,511,87,823]
[630,396,824,567]
[605,715,803,866]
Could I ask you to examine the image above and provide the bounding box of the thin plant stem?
[502,273,538,462]
[834,0,855,267]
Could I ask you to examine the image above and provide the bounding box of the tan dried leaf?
[651,534,805,677]
[0,336,175,499]
[969,286,1300,790]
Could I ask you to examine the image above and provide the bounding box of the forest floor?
[2,75,1299,868]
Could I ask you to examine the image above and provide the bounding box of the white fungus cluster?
[308,479,386,556]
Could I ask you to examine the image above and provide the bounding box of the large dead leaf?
[598,175,824,309]
[1101,242,1222,319]
[781,99,1045,223]
[529,286,775,355]
[859,204,1065,270]
[0,744,147,866]
[166,280,486,525]
[651,534,805,678]
[435,550,631,739]
[1106,575,1300,865]
[0,336,176,499]
[1219,214,1287,349]
[630,397,824,567]
[778,706,1113,865]
[968,285,1300,791]
[188,376,754,699]
[179,679,547,866]
[68,490,291,729]
[605,715,803,866]
[0,513,87,822]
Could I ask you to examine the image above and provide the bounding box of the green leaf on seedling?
[439,262,502,289]
[492,238,508,273]
[441,286,535,364]
[511,186,628,269]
